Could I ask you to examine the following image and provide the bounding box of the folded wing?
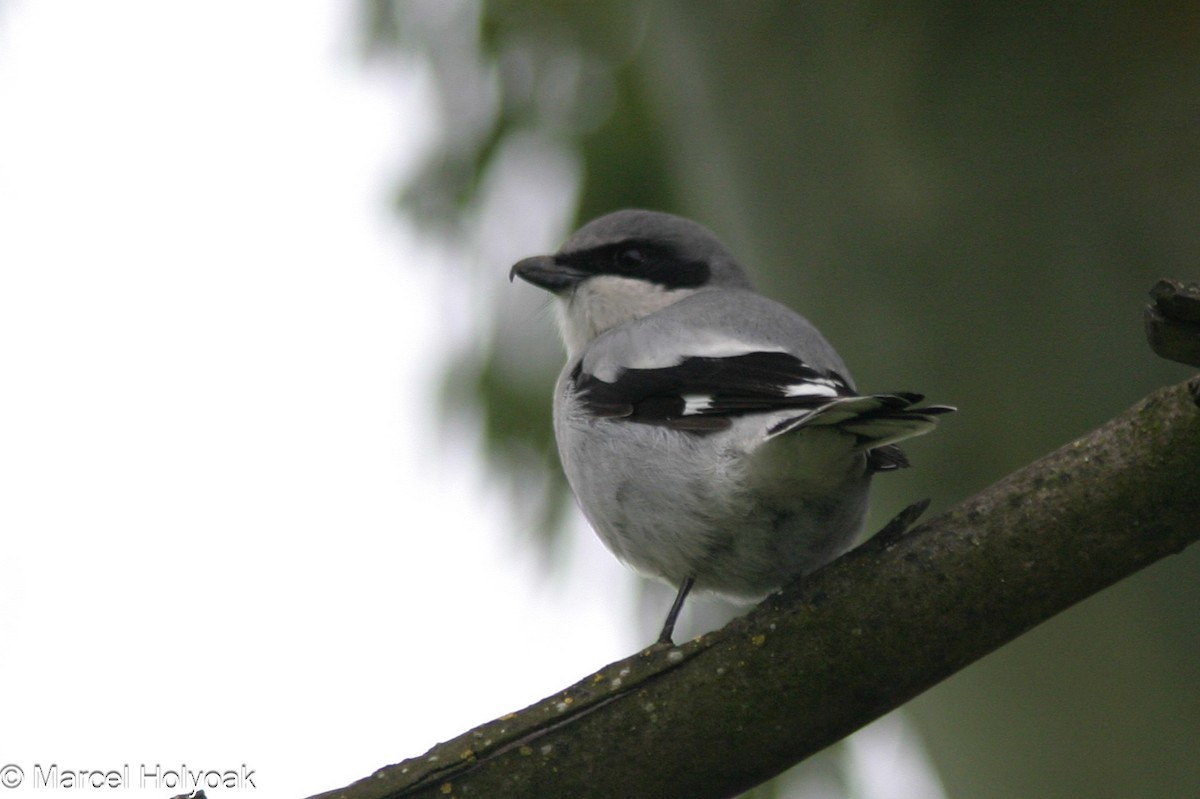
[571,349,954,462]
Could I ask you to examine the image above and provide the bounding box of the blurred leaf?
[440,347,572,555]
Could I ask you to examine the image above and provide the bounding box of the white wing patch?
[783,378,841,398]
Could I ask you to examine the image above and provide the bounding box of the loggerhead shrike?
[510,209,954,645]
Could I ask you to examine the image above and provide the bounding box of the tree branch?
[310,370,1200,799]
[1145,279,1200,367]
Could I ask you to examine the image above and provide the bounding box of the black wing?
[571,350,856,432]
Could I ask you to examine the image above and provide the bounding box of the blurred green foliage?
[364,2,1200,797]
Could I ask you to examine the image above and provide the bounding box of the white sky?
[0,2,633,795]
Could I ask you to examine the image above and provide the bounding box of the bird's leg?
[657,575,695,646]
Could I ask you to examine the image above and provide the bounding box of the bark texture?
[1145,280,1200,368]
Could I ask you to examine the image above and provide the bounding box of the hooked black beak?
[509,255,588,293]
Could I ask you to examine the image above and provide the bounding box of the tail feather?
[768,393,956,451]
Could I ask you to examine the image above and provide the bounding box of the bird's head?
[510,209,752,356]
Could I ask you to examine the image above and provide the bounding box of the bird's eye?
[616,247,646,269]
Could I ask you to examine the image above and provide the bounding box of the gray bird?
[510,209,953,645]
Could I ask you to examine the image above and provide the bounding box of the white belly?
[554,385,871,597]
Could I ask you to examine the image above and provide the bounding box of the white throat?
[555,275,696,358]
